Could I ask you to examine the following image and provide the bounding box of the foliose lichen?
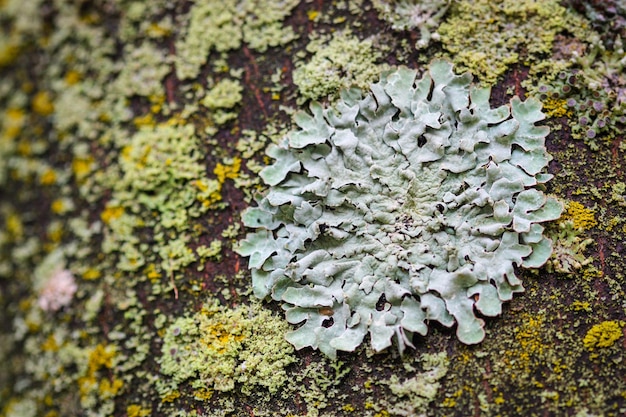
[237,60,563,358]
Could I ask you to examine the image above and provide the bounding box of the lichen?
[386,352,449,415]
[545,220,593,274]
[113,41,170,99]
[371,0,451,49]
[527,34,626,149]
[175,0,299,80]
[100,122,222,278]
[583,320,624,351]
[158,301,296,396]
[561,201,598,230]
[202,78,243,125]
[438,0,591,84]
[292,31,389,103]
[237,61,562,357]
[2,1,626,415]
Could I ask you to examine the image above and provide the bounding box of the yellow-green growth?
[386,352,449,415]
[293,31,389,103]
[159,301,296,397]
[202,79,243,125]
[438,0,590,84]
[561,201,598,230]
[175,0,299,80]
[583,321,624,351]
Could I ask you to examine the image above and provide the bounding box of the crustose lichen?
[237,60,563,358]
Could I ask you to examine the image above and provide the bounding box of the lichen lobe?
[238,60,563,358]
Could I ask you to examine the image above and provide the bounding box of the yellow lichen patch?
[64,70,81,85]
[77,343,119,404]
[100,205,124,225]
[146,23,172,38]
[149,94,166,114]
[194,178,223,207]
[160,390,181,403]
[87,343,116,373]
[41,335,60,352]
[500,313,546,380]
[0,42,19,67]
[571,300,592,312]
[133,113,155,128]
[40,168,57,185]
[193,388,213,401]
[126,405,152,417]
[3,107,25,139]
[51,199,66,214]
[82,268,101,280]
[145,263,161,282]
[72,156,94,181]
[516,314,545,358]
[46,222,63,244]
[99,378,124,399]
[583,320,624,351]
[199,309,247,355]
[214,157,241,184]
[32,91,55,116]
[542,97,571,118]
[5,212,23,240]
[561,201,597,230]
[16,140,31,156]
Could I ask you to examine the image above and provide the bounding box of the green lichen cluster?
[386,352,449,415]
[175,0,299,80]
[371,0,451,49]
[158,301,296,397]
[239,60,562,356]
[438,0,592,84]
[527,35,626,150]
[100,122,222,277]
[293,31,389,103]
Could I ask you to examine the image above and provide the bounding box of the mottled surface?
[0,1,625,416]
